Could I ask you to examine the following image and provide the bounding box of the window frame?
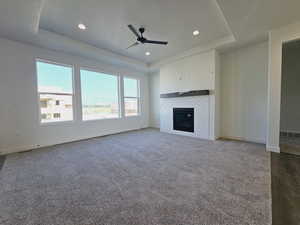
[35,58,76,125]
[79,67,121,122]
[123,76,141,117]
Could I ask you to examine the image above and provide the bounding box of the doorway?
[280,39,300,156]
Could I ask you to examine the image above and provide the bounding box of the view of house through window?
[81,69,120,120]
[36,61,140,123]
[36,60,74,123]
[124,77,139,116]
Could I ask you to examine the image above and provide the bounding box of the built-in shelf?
[160,90,210,98]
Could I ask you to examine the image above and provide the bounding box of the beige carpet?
[0,129,271,225]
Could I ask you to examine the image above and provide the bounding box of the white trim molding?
[221,136,266,145]
[266,145,280,153]
[267,21,300,154]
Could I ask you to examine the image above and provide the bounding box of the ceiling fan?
[127,24,168,49]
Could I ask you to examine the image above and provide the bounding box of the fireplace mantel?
[160,90,210,98]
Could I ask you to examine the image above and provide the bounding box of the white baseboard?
[0,127,143,155]
[266,145,280,153]
[0,144,39,155]
[149,125,160,129]
[280,129,300,134]
[160,129,211,140]
[220,136,266,144]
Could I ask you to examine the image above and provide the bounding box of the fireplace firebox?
[173,108,194,133]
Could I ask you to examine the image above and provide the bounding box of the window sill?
[39,120,75,126]
[125,115,141,118]
[38,115,142,126]
[81,117,121,122]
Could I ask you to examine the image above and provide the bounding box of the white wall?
[214,51,221,139]
[267,21,300,152]
[149,72,160,128]
[160,51,215,94]
[221,41,268,144]
[280,43,300,133]
[159,50,220,140]
[0,38,149,155]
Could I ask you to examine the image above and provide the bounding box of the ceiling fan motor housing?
[138,27,146,43]
[138,37,147,43]
[139,27,145,34]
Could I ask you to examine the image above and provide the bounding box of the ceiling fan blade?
[144,40,168,45]
[128,25,141,38]
[126,42,139,49]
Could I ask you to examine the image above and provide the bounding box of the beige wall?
[221,41,268,144]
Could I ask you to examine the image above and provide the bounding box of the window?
[36,60,74,123]
[81,69,120,120]
[53,113,61,118]
[41,113,47,119]
[40,100,48,108]
[124,77,140,116]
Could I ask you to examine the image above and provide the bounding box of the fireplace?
[173,108,194,133]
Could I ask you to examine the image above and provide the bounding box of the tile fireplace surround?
[160,95,211,139]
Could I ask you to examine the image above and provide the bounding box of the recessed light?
[78,23,87,30]
[193,30,200,36]
[145,52,151,56]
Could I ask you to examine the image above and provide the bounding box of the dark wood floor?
[0,155,5,171]
[272,152,300,225]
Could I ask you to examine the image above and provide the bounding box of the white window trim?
[35,59,76,125]
[79,67,121,121]
[123,77,141,117]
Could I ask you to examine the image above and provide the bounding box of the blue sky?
[37,61,138,105]
[124,78,138,97]
[81,69,118,105]
[37,61,73,93]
